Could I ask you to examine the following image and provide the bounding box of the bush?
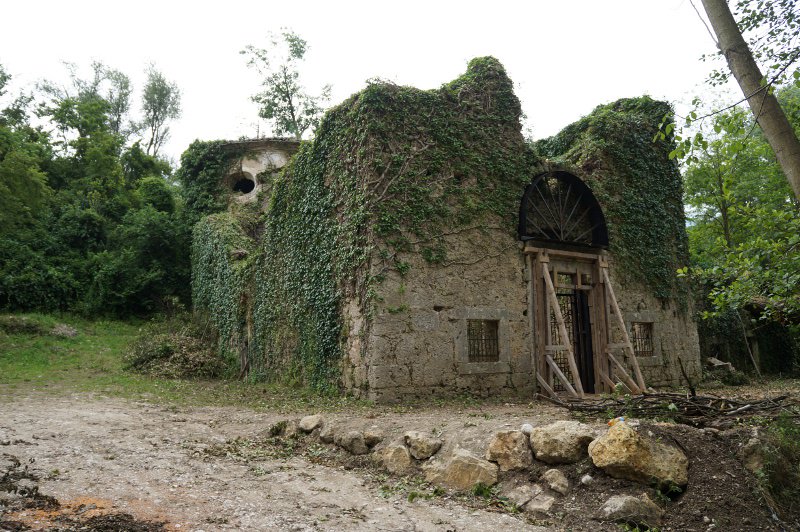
[762,414,800,517]
[0,315,49,335]
[124,316,229,379]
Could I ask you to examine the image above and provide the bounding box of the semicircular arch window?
[518,171,609,248]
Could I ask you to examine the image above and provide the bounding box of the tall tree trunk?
[701,0,800,201]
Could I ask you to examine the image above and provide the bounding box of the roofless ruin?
[186,57,701,400]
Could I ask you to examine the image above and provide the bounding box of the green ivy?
[191,61,691,392]
[535,96,691,305]
[175,140,245,226]
[191,212,255,367]
[248,57,533,391]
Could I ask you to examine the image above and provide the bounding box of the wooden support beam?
[526,253,538,398]
[612,370,636,394]
[546,355,579,398]
[536,373,558,400]
[542,263,585,397]
[598,369,617,390]
[608,351,642,394]
[602,268,647,391]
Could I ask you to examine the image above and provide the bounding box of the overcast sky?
[0,0,728,165]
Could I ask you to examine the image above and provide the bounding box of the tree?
[701,0,800,201]
[241,30,330,139]
[139,66,181,157]
[683,90,800,326]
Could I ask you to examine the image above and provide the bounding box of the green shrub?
[762,414,800,516]
[124,316,229,379]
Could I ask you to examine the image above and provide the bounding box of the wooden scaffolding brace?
[536,255,647,399]
[601,267,647,394]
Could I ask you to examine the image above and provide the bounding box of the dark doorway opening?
[550,275,595,394]
[233,177,255,194]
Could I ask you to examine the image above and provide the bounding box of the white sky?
[0,0,727,165]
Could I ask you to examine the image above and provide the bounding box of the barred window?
[467,320,500,362]
[631,322,654,357]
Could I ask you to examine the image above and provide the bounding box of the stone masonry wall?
[363,224,533,402]
[606,265,702,388]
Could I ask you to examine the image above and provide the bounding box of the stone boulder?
[501,484,542,507]
[364,428,384,449]
[319,423,336,444]
[298,414,324,433]
[524,493,556,515]
[380,444,413,474]
[588,423,688,488]
[599,494,664,527]
[404,431,443,460]
[485,430,533,471]
[423,448,498,490]
[738,428,765,474]
[541,468,569,495]
[335,430,369,455]
[529,421,595,464]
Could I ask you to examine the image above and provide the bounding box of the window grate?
[631,322,654,357]
[467,320,499,362]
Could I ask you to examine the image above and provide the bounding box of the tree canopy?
[241,30,331,139]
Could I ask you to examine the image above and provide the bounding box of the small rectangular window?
[467,320,499,362]
[631,322,654,357]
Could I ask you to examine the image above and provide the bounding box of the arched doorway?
[519,171,645,397]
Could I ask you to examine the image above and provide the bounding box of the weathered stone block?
[423,448,498,490]
[588,423,688,488]
[485,430,533,471]
[404,431,443,460]
[529,421,595,464]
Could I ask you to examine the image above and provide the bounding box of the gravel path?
[0,394,552,531]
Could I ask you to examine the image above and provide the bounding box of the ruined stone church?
[190,57,701,401]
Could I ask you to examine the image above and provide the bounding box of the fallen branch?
[549,392,798,428]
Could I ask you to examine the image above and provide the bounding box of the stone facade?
[222,138,298,204]
[206,66,701,402]
[363,225,531,401]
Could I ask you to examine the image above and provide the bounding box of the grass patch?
[0,312,377,412]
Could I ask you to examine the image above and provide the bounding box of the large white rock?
[599,494,664,527]
[529,421,596,464]
[485,430,533,471]
[423,448,498,490]
[588,423,689,488]
[298,414,324,433]
[404,431,443,460]
[319,423,335,443]
[501,484,543,507]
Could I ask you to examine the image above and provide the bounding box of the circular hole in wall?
[233,177,256,194]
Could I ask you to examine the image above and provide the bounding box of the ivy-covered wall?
[249,57,534,393]
[535,97,691,302]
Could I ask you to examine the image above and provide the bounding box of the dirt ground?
[0,392,793,531]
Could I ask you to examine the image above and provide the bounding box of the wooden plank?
[524,245,607,262]
[526,253,538,397]
[543,263,585,397]
[537,252,549,381]
[608,351,641,394]
[536,373,558,400]
[602,268,647,391]
[546,354,579,398]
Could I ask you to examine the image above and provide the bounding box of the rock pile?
[274,413,691,528]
